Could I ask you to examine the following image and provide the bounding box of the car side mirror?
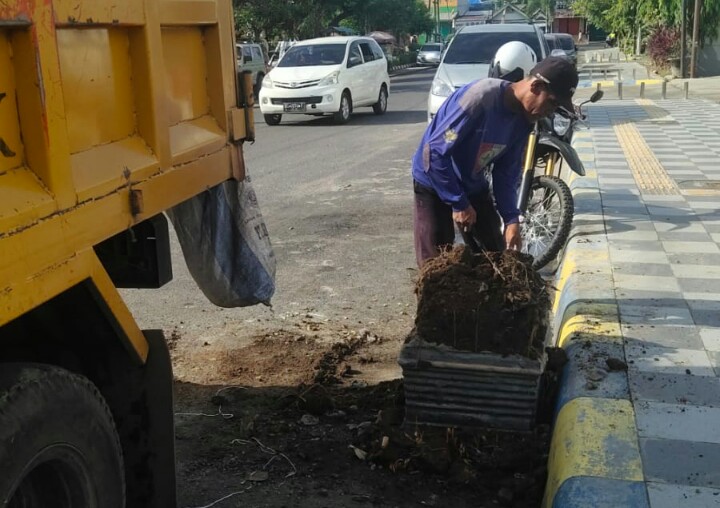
[550,49,566,58]
[348,56,362,67]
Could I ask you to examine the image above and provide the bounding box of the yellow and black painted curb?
[542,131,649,507]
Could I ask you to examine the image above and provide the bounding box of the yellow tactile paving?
[613,121,679,195]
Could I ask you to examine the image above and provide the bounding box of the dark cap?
[530,57,579,111]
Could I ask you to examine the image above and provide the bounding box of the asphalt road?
[122,67,437,354]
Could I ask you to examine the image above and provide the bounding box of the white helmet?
[489,41,538,82]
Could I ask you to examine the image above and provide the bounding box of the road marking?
[613,120,679,195]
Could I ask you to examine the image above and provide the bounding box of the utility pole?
[690,0,702,78]
[680,0,687,78]
[546,1,550,33]
[435,0,440,41]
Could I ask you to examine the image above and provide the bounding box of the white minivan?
[259,36,390,125]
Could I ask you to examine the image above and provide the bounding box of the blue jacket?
[412,78,530,224]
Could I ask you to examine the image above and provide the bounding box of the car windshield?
[421,44,442,51]
[278,43,347,67]
[443,32,543,64]
[557,36,575,50]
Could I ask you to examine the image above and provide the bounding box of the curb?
[388,64,428,77]
[542,129,648,507]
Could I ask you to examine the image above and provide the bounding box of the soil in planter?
[414,246,551,359]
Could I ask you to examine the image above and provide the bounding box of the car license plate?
[284,102,306,112]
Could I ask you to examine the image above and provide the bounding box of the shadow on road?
[270,109,428,127]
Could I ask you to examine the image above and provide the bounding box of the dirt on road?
[172,326,550,508]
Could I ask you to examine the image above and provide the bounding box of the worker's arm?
[423,92,484,213]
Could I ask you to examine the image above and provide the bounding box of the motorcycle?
[517,89,604,269]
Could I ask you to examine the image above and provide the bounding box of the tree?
[233,0,434,42]
[572,0,720,46]
[570,0,613,31]
[658,0,720,45]
[523,0,556,17]
[572,0,658,53]
[233,0,302,40]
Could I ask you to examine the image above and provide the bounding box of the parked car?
[550,33,578,67]
[236,42,268,95]
[259,36,390,125]
[416,43,444,66]
[427,24,549,122]
[544,33,559,51]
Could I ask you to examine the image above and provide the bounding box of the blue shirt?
[412,78,530,224]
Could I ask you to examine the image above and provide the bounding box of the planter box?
[398,337,546,431]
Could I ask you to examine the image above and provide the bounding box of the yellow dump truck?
[0,1,254,505]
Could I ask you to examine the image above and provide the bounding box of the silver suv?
[427,24,550,122]
[236,43,268,95]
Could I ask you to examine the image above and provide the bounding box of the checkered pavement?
[584,99,720,507]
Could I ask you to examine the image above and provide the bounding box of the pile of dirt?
[175,378,549,508]
[214,331,367,387]
[414,246,551,358]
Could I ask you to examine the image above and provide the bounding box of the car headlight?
[431,78,453,97]
[553,115,571,136]
[319,71,340,87]
[262,74,274,89]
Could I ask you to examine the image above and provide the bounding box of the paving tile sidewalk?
[574,98,720,507]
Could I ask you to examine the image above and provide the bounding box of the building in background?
[422,0,458,42]
[552,8,587,40]
[488,3,528,24]
[423,1,588,43]
[452,0,493,30]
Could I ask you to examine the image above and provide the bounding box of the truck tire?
[0,364,125,508]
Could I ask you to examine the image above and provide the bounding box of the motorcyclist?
[411,43,578,267]
[605,32,616,48]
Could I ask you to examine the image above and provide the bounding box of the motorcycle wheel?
[521,175,574,269]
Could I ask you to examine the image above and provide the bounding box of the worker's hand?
[453,205,477,231]
[505,222,522,251]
